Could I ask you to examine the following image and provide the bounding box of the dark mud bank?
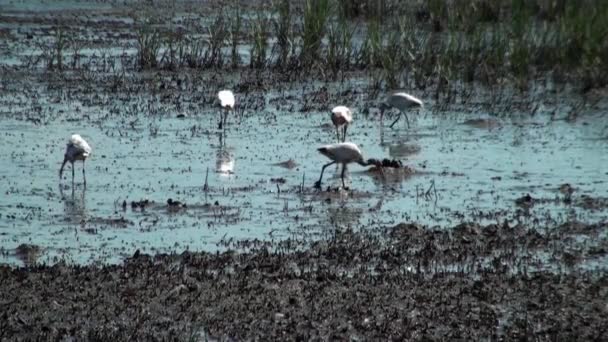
[1,221,607,340]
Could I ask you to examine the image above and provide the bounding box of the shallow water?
[1,0,607,266]
[1,100,607,265]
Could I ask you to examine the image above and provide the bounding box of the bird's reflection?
[215,132,235,175]
[388,141,421,159]
[378,124,421,160]
[59,184,87,222]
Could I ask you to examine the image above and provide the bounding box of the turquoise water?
[0,98,606,265]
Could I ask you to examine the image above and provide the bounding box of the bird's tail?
[59,156,68,179]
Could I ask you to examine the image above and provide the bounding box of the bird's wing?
[390,93,423,109]
[218,90,235,108]
[330,142,363,162]
[68,134,92,156]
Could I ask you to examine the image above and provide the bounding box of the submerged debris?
[273,159,298,169]
[167,198,187,209]
[131,199,151,210]
[515,193,534,208]
[14,244,40,265]
[462,118,500,129]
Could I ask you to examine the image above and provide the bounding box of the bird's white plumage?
[66,134,92,159]
[318,142,363,163]
[331,106,353,124]
[218,90,235,109]
[388,92,423,111]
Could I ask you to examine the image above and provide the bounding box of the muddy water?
[1,101,606,265]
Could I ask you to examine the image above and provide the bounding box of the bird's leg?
[223,108,229,130]
[82,160,86,188]
[340,163,347,189]
[314,161,336,189]
[335,127,341,143]
[343,125,348,142]
[389,113,402,129]
[59,156,67,180]
[71,161,75,188]
[404,112,410,128]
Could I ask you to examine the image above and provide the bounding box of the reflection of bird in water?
[216,133,235,174]
[314,142,382,189]
[59,185,87,222]
[216,149,235,175]
[330,106,353,142]
[217,90,235,130]
[388,142,421,159]
[379,92,424,129]
[59,134,92,187]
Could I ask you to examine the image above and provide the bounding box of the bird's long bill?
[59,156,68,179]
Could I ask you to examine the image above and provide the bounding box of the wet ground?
[1,1,607,340]
[1,222,607,340]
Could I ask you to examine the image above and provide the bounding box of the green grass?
[135,22,161,70]
[250,10,270,68]
[230,0,242,69]
[112,0,607,91]
[326,15,354,76]
[300,0,331,67]
[273,0,293,68]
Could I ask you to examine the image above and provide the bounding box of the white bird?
[314,142,381,189]
[59,134,92,187]
[330,106,353,142]
[217,90,235,130]
[380,92,424,129]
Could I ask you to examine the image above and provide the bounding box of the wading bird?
[217,90,235,130]
[59,134,92,187]
[314,142,381,189]
[331,106,353,142]
[380,92,423,129]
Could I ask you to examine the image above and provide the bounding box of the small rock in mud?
[515,193,534,208]
[559,183,575,195]
[131,199,151,210]
[167,198,187,209]
[15,244,41,265]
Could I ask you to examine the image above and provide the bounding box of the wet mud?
[1,221,607,340]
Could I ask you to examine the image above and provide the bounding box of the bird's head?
[366,158,383,167]
[378,102,391,112]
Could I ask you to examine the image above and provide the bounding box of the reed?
[300,0,331,66]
